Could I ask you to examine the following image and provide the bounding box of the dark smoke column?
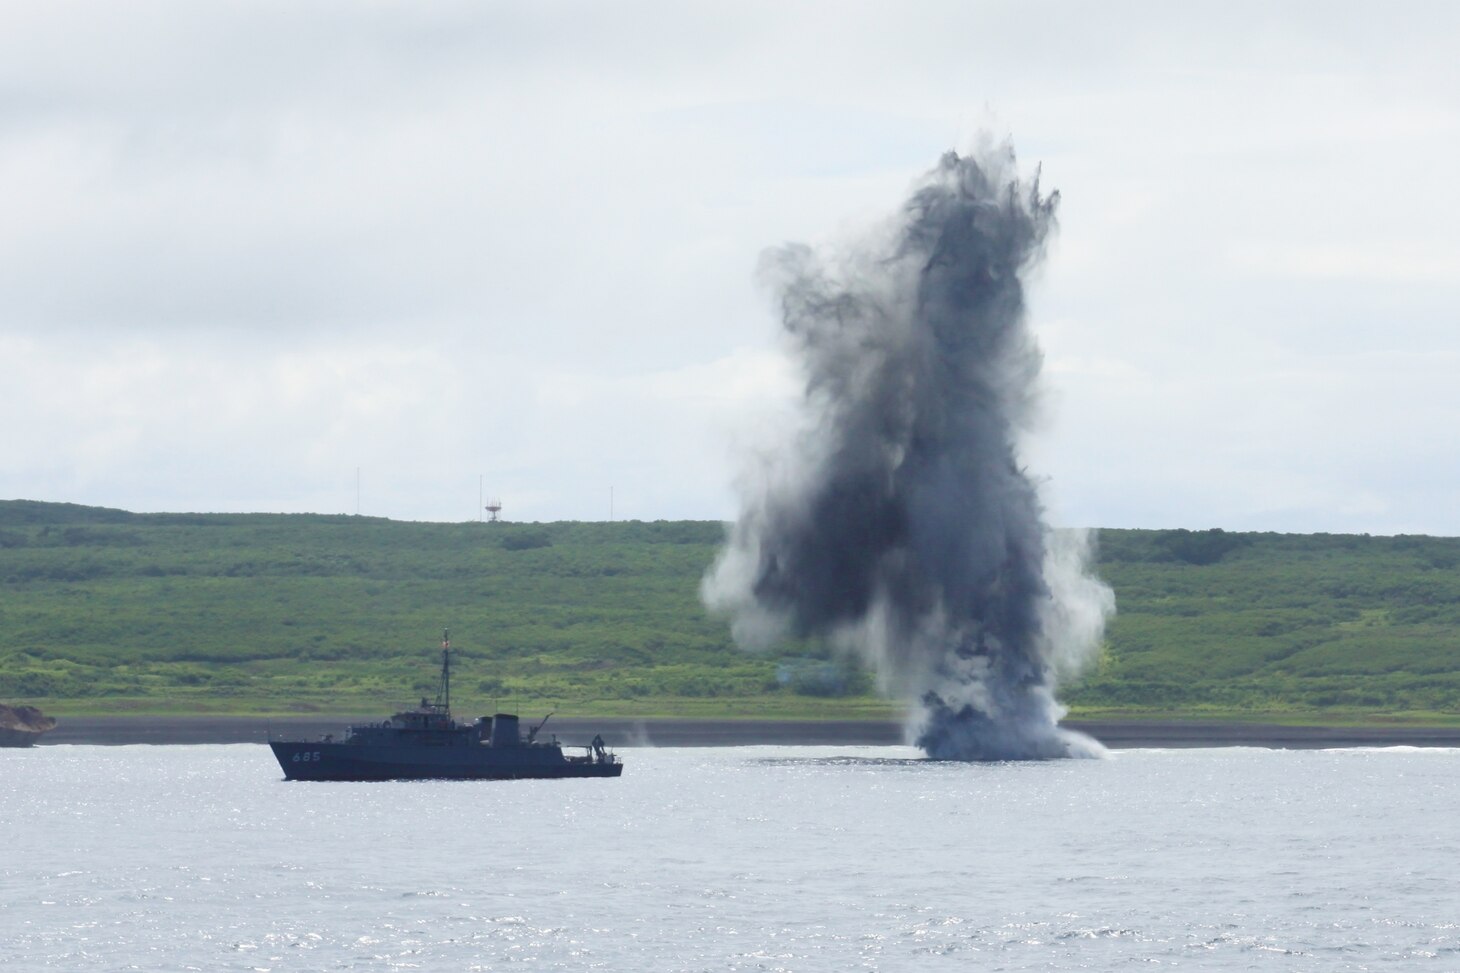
[703,145,1113,761]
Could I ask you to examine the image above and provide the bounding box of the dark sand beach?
[37,716,1460,749]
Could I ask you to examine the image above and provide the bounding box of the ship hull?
[270,741,623,781]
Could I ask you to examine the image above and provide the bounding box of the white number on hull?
[291,751,322,762]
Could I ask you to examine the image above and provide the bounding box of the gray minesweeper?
[269,632,622,781]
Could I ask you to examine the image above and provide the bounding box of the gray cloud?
[1,1,1457,529]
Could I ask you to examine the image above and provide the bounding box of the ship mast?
[436,628,451,714]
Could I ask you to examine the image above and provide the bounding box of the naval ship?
[269,632,622,781]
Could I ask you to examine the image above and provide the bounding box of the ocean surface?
[4,743,1457,971]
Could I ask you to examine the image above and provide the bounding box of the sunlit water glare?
[5,744,1457,970]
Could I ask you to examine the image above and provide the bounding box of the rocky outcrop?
[0,704,56,746]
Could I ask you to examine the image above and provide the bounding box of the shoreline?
[31,716,1460,749]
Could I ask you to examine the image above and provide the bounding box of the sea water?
[3,744,1457,971]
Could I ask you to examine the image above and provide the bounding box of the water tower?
[485,499,503,523]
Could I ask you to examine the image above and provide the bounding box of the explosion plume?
[703,145,1114,760]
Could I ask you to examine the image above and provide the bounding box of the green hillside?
[1,501,1457,723]
[1075,529,1460,722]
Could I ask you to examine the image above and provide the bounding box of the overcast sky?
[2,1,1456,533]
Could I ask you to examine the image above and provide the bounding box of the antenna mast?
[437,629,451,713]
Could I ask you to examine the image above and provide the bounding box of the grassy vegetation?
[2,502,1457,723]
[1067,528,1460,724]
